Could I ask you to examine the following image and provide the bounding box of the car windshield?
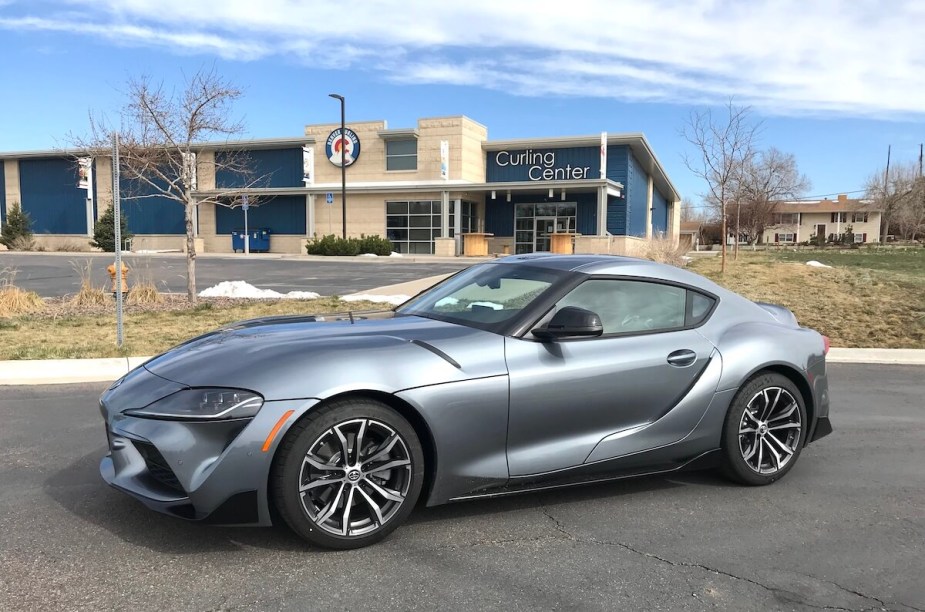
[397,263,565,332]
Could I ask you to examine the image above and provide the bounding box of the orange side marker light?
[262,410,295,452]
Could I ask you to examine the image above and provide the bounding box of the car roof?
[492,253,729,295]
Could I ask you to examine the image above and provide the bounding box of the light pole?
[329,93,347,239]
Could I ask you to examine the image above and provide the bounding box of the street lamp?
[329,93,347,239]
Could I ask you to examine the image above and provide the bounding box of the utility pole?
[881,145,891,245]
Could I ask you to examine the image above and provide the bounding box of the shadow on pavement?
[44,447,735,554]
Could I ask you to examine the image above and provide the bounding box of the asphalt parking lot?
[0,252,473,297]
[0,363,922,611]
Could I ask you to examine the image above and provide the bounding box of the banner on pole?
[303,145,315,185]
[182,152,197,190]
[78,157,92,190]
[600,132,607,179]
[440,140,449,180]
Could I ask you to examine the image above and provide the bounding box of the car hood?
[140,312,507,401]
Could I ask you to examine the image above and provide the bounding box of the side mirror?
[532,306,603,340]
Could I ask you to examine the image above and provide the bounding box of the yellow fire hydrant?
[107,262,129,295]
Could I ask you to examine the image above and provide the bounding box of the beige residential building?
[762,195,881,244]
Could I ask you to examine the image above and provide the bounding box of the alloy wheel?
[298,418,412,537]
[738,387,802,475]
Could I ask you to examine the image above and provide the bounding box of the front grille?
[132,440,185,495]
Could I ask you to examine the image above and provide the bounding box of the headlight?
[124,388,264,421]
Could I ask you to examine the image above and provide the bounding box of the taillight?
[822,336,830,355]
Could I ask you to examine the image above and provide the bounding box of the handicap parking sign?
[325,192,334,205]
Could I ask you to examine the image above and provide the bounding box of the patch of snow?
[198,281,320,299]
[805,260,832,268]
[435,297,460,307]
[469,301,503,310]
[342,294,410,306]
[389,252,403,257]
[358,253,378,257]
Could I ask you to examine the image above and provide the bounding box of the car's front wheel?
[271,398,425,549]
[721,372,807,486]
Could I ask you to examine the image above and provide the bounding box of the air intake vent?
[132,440,184,495]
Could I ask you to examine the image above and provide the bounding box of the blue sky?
[2,0,924,208]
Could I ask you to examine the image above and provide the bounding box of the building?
[0,115,681,256]
[678,221,703,251]
[762,194,881,245]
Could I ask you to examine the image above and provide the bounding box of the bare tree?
[865,161,919,243]
[682,101,760,273]
[891,173,925,241]
[731,148,810,248]
[73,67,260,304]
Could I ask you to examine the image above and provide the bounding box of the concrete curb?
[826,348,925,365]
[2,349,923,387]
[0,356,153,386]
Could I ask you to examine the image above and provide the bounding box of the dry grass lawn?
[688,250,925,348]
[1,249,922,360]
[0,297,385,360]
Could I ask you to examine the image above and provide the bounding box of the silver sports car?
[99,254,832,549]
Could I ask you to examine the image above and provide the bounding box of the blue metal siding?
[215,148,303,188]
[606,195,627,235]
[605,145,630,235]
[575,194,597,235]
[215,196,306,234]
[0,163,5,226]
[485,198,514,236]
[605,145,629,186]
[652,187,669,234]
[18,158,86,234]
[627,152,648,237]
[120,175,186,234]
[487,147,598,183]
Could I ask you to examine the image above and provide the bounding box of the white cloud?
[3,0,925,117]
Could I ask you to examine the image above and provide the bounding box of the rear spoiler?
[754,302,799,328]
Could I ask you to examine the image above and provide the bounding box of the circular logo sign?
[326,128,361,167]
[347,469,362,482]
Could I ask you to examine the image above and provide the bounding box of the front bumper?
[100,389,319,526]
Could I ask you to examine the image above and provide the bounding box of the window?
[386,139,417,171]
[773,213,799,225]
[831,212,847,223]
[852,212,869,223]
[386,200,441,253]
[773,233,796,243]
[553,279,714,335]
[854,232,868,243]
[449,201,476,237]
[397,263,565,333]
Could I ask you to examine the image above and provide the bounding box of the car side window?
[555,279,706,334]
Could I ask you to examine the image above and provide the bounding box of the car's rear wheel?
[721,372,807,486]
[271,398,425,549]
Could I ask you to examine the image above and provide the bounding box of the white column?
[306,194,315,238]
[646,175,654,239]
[454,198,462,256]
[85,160,95,237]
[193,199,199,236]
[441,191,450,238]
[597,186,607,235]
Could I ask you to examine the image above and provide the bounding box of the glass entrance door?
[534,217,556,252]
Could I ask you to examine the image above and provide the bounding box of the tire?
[720,372,807,486]
[271,398,425,549]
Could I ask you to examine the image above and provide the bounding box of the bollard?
[107,262,129,295]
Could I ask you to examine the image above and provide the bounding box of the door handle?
[667,349,697,367]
